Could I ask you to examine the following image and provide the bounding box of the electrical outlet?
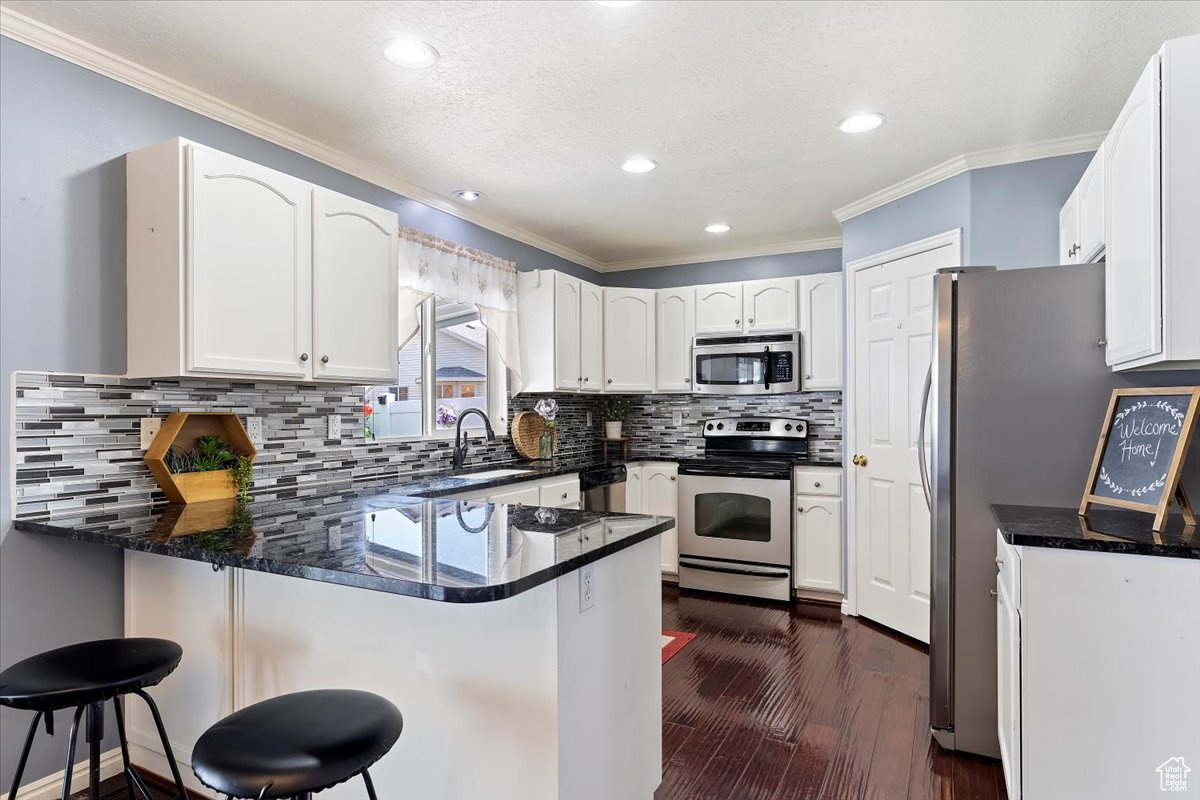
[139,417,162,450]
[672,410,683,427]
[579,563,595,612]
[327,414,342,439]
[586,410,593,427]
[327,524,342,550]
[246,416,264,445]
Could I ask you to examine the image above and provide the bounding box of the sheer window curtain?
[396,227,524,394]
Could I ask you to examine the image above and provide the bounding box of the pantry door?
[848,232,960,643]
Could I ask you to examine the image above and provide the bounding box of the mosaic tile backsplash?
[11,371,842,520]
[11,372,598,520]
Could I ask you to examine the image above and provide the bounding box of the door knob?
[853,454,869,467]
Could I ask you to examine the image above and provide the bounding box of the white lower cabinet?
[625,465,643,513]
[446,474,579,508]
[642,463,679,574]
[792,466,843,594]
[538,475,581,509]
[997,530,1200,800]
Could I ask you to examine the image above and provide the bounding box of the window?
[365,297,508,439]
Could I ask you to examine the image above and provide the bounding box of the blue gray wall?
[603,247,842,288]
[0,35,601,787]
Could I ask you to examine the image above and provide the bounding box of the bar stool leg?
[133,689,187,800]
[361,768,379,800]
[114,697,155,800]
[85,702,104,800]
[60,705,86,800]
[7,710,44,800]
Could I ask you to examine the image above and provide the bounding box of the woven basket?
[512,411,557,460]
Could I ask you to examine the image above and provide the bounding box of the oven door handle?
[678,558,790,580]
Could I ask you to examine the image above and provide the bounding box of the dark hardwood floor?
[659,585,1004,800]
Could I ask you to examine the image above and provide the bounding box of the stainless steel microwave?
[691,332,801,395]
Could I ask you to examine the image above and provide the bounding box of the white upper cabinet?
[580,282,605,392]
[655,288,694,392]
[188,146,313,378]
[126,138,399,383]
[554,273,583,391]
[742,278,798,333]
[312,188,398,383]
[603,288,656,392]
[694,283,744,334]
[1076,144,1106,263]
[1058,187,1081,265]
[1102,35,1200,370]
[799,273,843,391]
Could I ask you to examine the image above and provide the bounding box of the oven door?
[692,341,799,395]
[677,473,792,567]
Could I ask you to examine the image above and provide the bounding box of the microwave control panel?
[771,352,794,382]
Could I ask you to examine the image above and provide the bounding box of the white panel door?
[794,497,842,592]
[554,273,582,391]
[580,281,605,392]
[312,188,398,383]
[603,288,656,392]
[643,464,679,573]
[799,273,844,391]
[188,146,312,378]
[743,278,798,333]
[625,466,643,513]
[853,243,953,643]
[1058,189,1080,264]
[655,289,695,392]
[1077,144,1106,263]
[694,283,743,334]
[1104,54,1162,366]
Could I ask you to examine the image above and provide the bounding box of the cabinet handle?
[321,355,330,364]
[735,318,741,325]
[684,377,691,383]
[607,378,613,384]
[797,506,804,512]
[748,318,754,324]
[669,475,676,481]
[562,493,568,499]
[1097,338,1107,348]
[814,481,821,488]
[989,589,998,598]
[995,557,1004,565]
[299,353,309,362]
[805,374,812,380]
[584,377,589,383]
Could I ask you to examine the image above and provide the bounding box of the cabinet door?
[312,188,398,382]
[643,465,679,573]
[799,274,843,391]
[538,476,581,509]
[655,289,695,392]
[1058,189,1080,265]
[554,273,582,391]
[580,281,605,392]
[487,483,542,506]
[1105,54,1163,366]
[793,497,842,592]
[1077,144,1106,263]
[625,466,643,514]
[603,288,656,392]
[743,278,798,333]
[188,146,312,378]
[694,283,743,334]
[997,581,1020,800]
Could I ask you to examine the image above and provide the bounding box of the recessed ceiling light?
[594,1,640,7]
[705,223,731,234]
[383,39,440,70]
[837,112,886,133]
[452,189,486,202]
[621,157,657,174]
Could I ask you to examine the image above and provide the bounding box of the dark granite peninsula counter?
[992,504,1199,559]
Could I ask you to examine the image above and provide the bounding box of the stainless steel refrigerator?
[922,262,1144,758]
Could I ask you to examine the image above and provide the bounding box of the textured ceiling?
[3,0,1198,267]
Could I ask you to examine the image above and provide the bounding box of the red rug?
[661,629,696,664]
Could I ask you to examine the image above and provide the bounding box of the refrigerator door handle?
[918,364,933,510]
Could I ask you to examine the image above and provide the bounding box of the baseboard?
[0,749,122,800]
[127,733,214,798]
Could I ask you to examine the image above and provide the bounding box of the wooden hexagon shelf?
[145,412,257,504]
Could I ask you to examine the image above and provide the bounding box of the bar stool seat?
[0,638,182,710]
[191,689,403,800]
[0,637,188,800]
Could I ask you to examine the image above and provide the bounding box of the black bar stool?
[0,637,188,800]
[190,689,403,800]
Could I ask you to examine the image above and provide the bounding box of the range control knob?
[785,423,793,431]
[716,423,725,430]
[706,423,714,431]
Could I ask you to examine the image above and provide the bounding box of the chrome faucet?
[451,409,496,470]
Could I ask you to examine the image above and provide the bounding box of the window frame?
[376,296,508,442]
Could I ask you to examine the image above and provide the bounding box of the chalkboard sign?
[1080,387,1199,531]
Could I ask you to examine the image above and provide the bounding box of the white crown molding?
[602,236,843,272]
[0,7,607,271]
[832,131,1107,223]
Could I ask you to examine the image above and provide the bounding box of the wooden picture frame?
[1080,386,1200,531]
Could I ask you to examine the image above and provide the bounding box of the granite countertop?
[13,484,674,602]
[992,504,1199,559]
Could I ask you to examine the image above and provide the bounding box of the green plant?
[189,499,256,552]
[598,395,633,422]
[163,435,253,499]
